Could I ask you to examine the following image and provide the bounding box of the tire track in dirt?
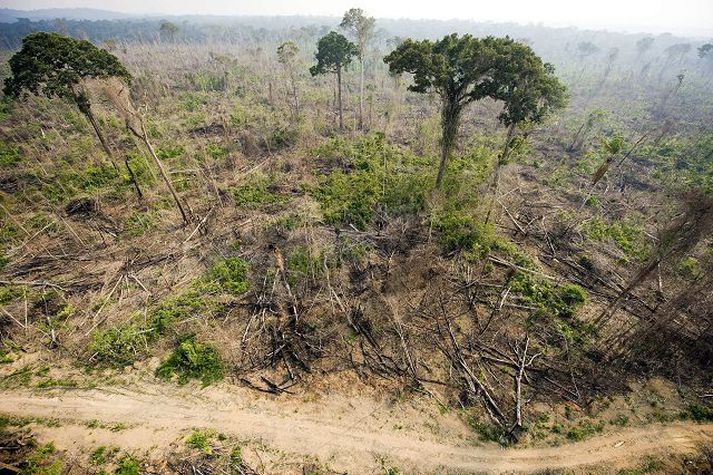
[2,387,712,473]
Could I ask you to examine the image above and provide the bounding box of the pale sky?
[2,0,712,36]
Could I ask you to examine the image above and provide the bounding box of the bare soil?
[2,383,712,474]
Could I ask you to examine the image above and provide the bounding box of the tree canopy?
[384,34,500,106]
[384,34,566,187]
[490,40,567,127]
[340,8,375,57]
[309,31,358,76]
[277,40,299,66]
[3,32,131,111]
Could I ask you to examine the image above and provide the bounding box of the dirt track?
[2,385,712,474]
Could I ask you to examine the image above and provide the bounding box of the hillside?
[0,14,712,474]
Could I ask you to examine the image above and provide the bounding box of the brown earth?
[2,383,712,474]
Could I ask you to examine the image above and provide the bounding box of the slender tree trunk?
[358,56,364,130]
[80,98,143,201]
[123,155,143,200]
[141,134,190,225]
[435,98,461,189]
[568,119,587,152]
[83,106,119,172]
[337,66,344,130]
[290,69,299,119]
[500,122,517,164]
[485,123,517,225]
[127,121,190,225]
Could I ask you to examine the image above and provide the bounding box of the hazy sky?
[2,0,712,36]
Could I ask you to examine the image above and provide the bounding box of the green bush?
[510,273,588,319]
[311,134,430,230]
[149,292,208,333]
[156,335,224,387]
[89,323,148,367]
[269,126,298,150]
[231,178,284,209]
[680,404,713,422]
[0,141,21,167]
[206,257,250,294]
[186,429,215,455]
[467,418,508,445]
[115,454,140,475]
[566,419,604,441]
[433,209,495,258]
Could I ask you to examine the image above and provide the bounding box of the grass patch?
[23,442,63,475]
[90,256,246,367]
[566,419,605,441]
[585,216,649,261]
[618,455,664,475]
[0,140,22,167]
[123,210,157,237]
[186,429,216,455]
[89,446,119,466]
[36,377,78,389]
[231,177,284,209]
[156,335,224,387]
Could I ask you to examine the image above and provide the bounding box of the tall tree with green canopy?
[340,8,375,130]
[310,31,358,130]
[4,32,130,173]
[384,34,502,188]
[484,38,567,222]
[490,39,567,164]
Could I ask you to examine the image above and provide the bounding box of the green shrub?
[433,209,495,258]
[156,335,224,387]
[467,418,508,445]
[89,323,147,367]
[679,404,713,422]
[149,292,208,333]
[510,272,588,319]
[311,134,430,230]
[230,446,243,467]
[585,217,649,261]
[0,141,22,167]
[186,429,215,455]
[269,126,298,150]
[566,419,604,441]
[231,179,284,209]
[0,284,25,305]
[115,454,140,475]
[206,257,250,294]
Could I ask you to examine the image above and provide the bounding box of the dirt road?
[2,385,712,473]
